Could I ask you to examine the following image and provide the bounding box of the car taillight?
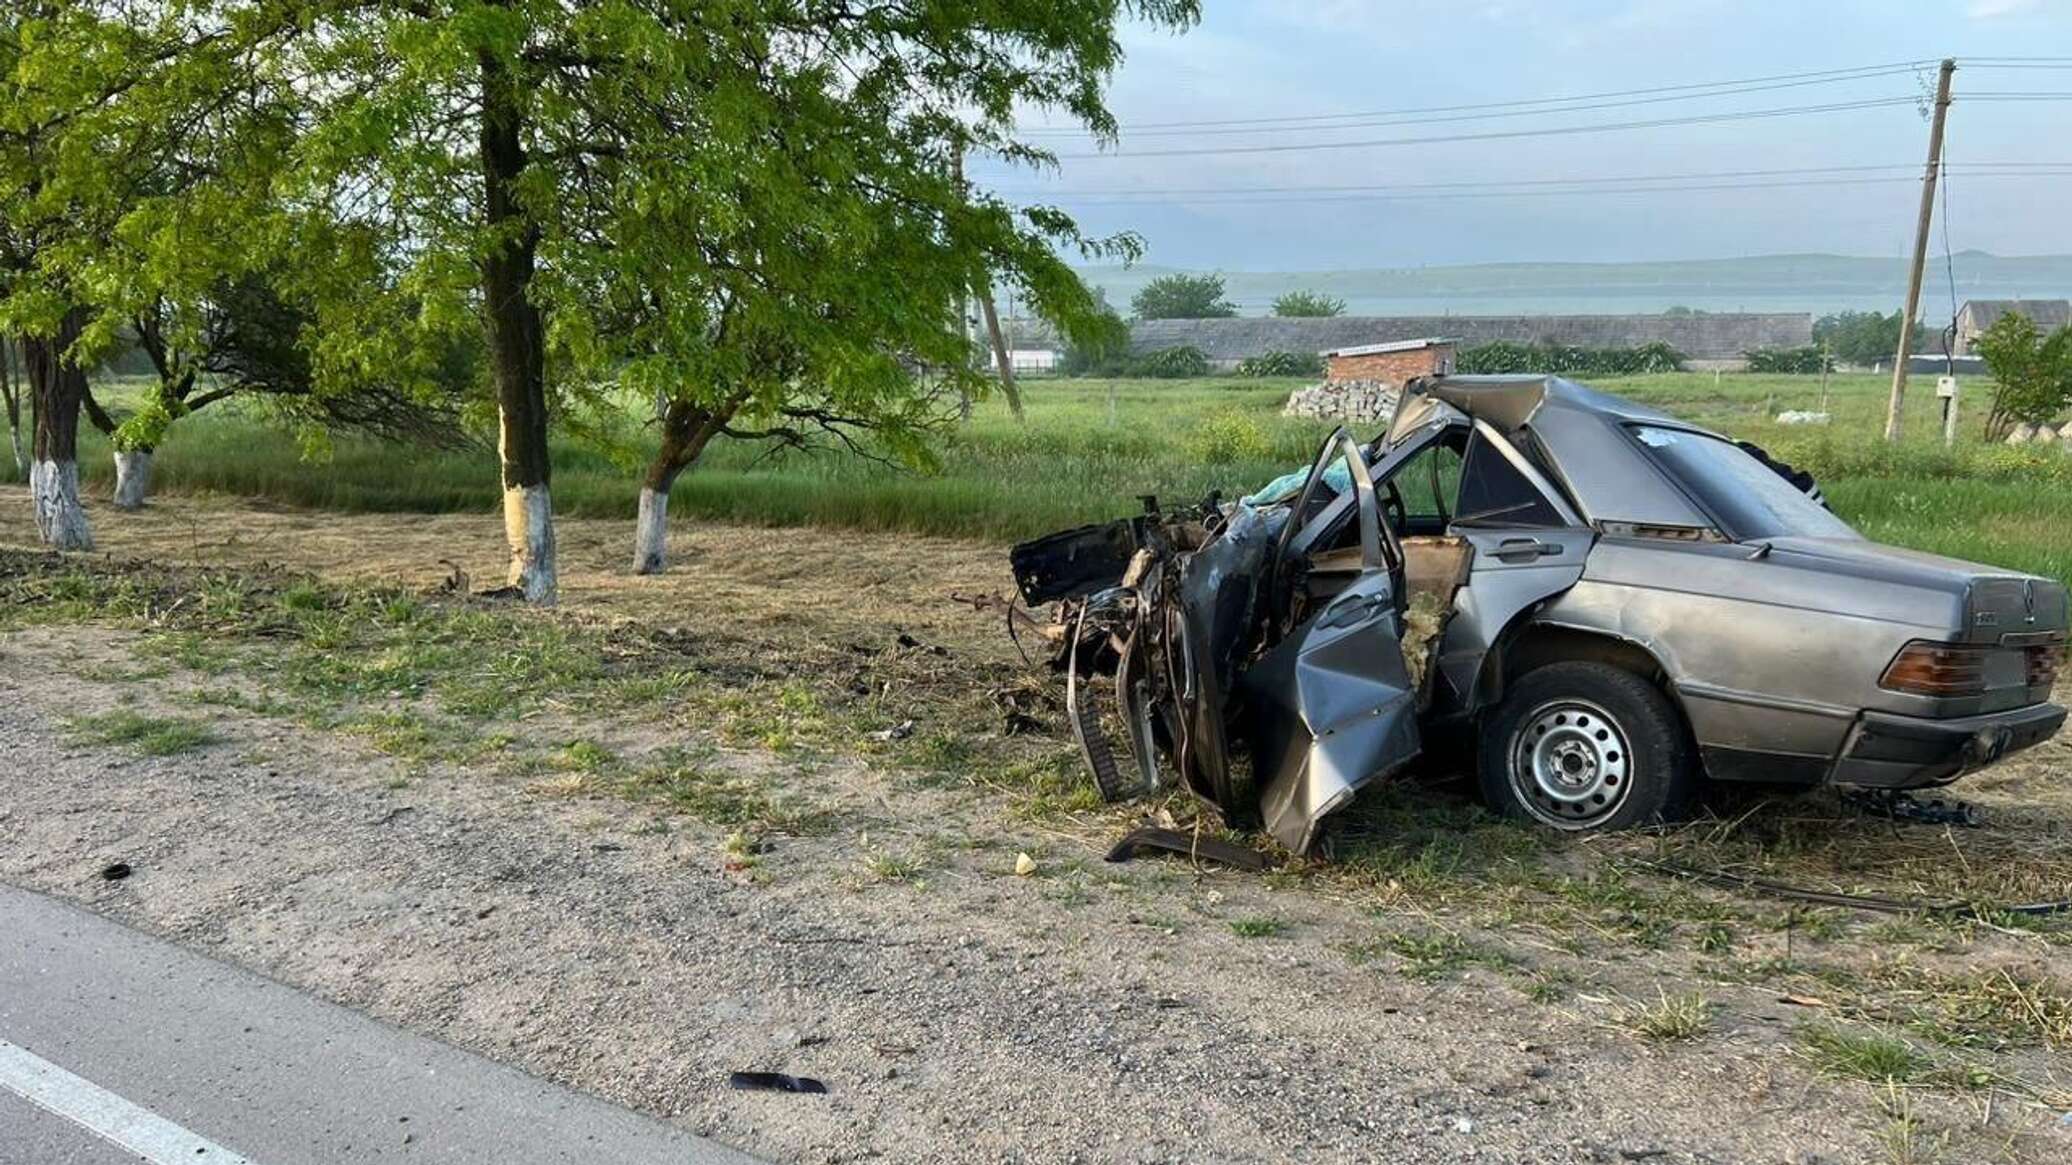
[2030,643,2065,689]
[1881,641,1991,696]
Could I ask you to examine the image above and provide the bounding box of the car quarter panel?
[1533,539,1967,771]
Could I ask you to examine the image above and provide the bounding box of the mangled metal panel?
[1037,427,1422,854]
[1241,566,1421,852]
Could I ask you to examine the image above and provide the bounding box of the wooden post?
[977,284,1025,421]
[1883,58,1956,443]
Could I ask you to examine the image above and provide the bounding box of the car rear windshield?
[1628,426,1858,541]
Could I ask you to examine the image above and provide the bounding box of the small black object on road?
[728,1071,828,1095]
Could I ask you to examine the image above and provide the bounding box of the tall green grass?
[7,371,2070,584]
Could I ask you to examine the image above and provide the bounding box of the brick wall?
[1326,344,1455,384]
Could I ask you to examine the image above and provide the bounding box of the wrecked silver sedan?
[1012,375,2068,853]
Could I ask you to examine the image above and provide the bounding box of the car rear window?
[1628,426,1858,541]
[1453,429,1567,528]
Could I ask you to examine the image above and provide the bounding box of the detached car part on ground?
[1011,376,2068,854]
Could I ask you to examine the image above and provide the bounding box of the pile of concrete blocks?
[2004,420,2072,446]
[1282,379,1401,424]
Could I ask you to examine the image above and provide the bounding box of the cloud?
[1968,0,2040,17]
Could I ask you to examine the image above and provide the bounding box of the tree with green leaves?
[1974,311,2072,439]
[1811,310,1923,368]
[591,4,1186,573]
[0,2,173,549]
[1131,272,1236,319]
[1271,290,1345,318]
[139,0,1195,599]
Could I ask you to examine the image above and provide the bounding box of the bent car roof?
[1427,374,1691,432]
[1411,375,1723,531]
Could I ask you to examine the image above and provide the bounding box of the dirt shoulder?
[0,629,1897,1164]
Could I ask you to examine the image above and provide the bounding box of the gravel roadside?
[0,637,2003,1164]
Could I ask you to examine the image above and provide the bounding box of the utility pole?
[1883,58,1955,443]
[977,284,1025,421]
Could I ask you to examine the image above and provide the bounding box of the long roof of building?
[1117,313,1813,361]
[1957,299,2072,331]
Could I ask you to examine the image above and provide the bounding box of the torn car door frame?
[1051,427,1426,854]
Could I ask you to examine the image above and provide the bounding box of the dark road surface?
[0,885,758,1165]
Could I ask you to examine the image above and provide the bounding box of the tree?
[142,1,1197,598]
[1271,290,1345,318]
[1131,272,1236,319]
[0,3,166,549]
[1812,311,1920,368]
[1974,312,2072,439]
[0,336,20,476]
[101,279,477,507]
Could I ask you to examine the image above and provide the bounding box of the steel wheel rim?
[1508,698,1634,829]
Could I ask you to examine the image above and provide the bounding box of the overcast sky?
[972,1,2072,270]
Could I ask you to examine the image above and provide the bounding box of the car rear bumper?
[1831,702,2066,789]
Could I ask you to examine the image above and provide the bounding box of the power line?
[1017,65,1932,139]
[984,161,2072,199]
[1002,171,2072,208]
[1047,97,1927,160]
[1013,60,1936,135]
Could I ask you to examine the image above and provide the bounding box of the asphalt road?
[0,885,759,1165]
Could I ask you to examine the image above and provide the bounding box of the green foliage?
[1973,312,2072,437]
[10,0,1205,512]
[1270,290,1345,318]
[1184,408,1272,463]
[21,370,2072,589]
[66,710,218,757]
[1812,310,1915,367]
[1133,345,1210,379]
[1131,273,1236,319]
[1744,346,1834,375]
[1057,307,1131,376]
[1456,340,1684,375]
[1237,350,1324,378]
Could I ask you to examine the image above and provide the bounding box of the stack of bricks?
[1282,379,1401,424]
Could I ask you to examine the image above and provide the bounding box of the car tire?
[1476,661,1696,832]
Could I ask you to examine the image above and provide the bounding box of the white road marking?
[0,1038,254,1164]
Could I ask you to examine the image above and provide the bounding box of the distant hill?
[1072,252,2072,321]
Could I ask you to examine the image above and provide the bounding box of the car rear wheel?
[1477,661,1696,831]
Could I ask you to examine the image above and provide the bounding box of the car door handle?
[1494,538,1562,562]
[1320,593,1388,629]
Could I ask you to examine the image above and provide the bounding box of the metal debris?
[1103,825,1271,872]
[728,1071,828,1095]
[1840,788,1982,828]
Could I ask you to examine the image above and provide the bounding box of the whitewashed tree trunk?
[503,483,557,603]
[32,459,93,550]
[633,487,670,574]
[112,448,153,510]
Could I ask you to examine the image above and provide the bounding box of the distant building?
[1324,338,1455,384]
[996,311,1813,373]
[1124,312,1811,371]
[1953,299,2072,355]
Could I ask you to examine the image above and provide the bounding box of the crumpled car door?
[1238,428,1423,854]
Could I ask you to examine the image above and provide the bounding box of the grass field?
[7,369,2071,583]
